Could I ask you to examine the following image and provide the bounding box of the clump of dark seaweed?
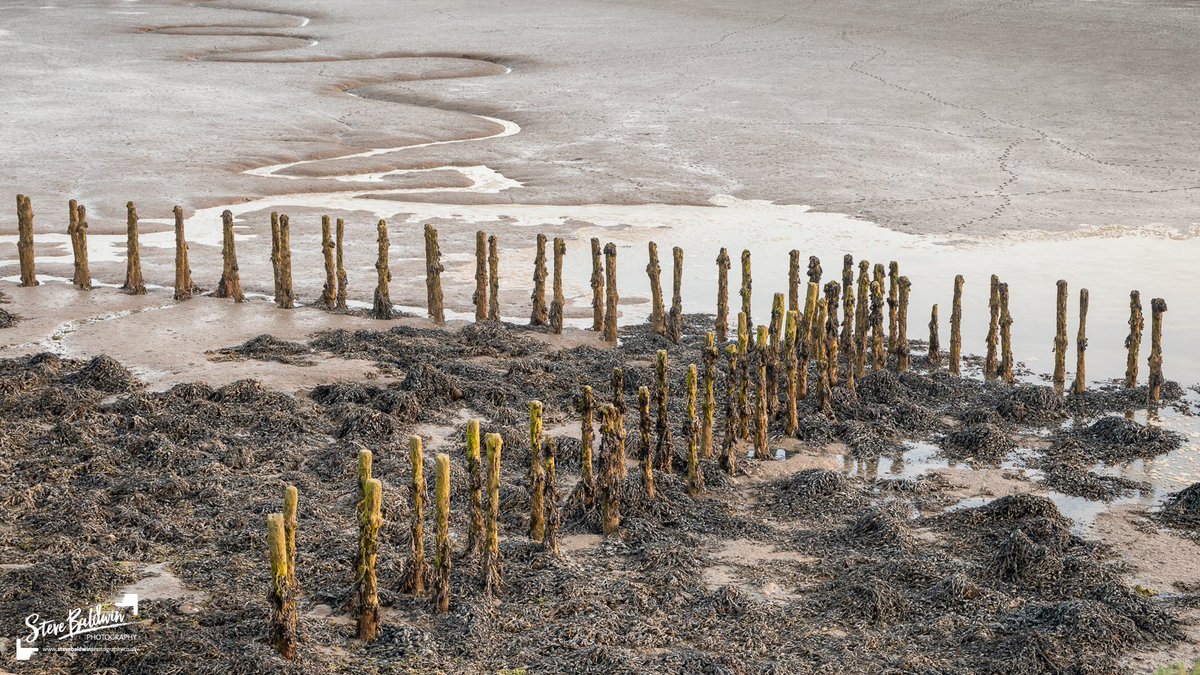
[58,354,140,393]
[838,420,900,458]
[211,378,266,403]
[1159,481,1200,528]
[845,503,913,550]
[334,403,400,440]
[211,334,313,366]
[996,384,1064,424]
[940,422,1014,461]
[1079,416,1184,454]
[843,576,906,626]
[990,527,1064,583]
[1040,464,1149,501]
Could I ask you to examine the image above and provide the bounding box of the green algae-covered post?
[267,513,297,657]
[799,282,820,398]
[402,436,427,595]
[870,275,886,371]
[855,260,870,377]
[949,275,963,377]
[815,299,833,418]
[737,312,752,438]
[637,386,656,499]
[433,454,452,613]
[841,254,855,364]
[789,250,801,313]
[1125,291,1144,389]
[754,325,771,460]
[654,349,674,473]
[466,420,484,556]
[701,332,718,458]
[355,479,381,641]
[543,439,561,556]
[474,231,488,321]
[483,434,503,595]
[598,404,624,535]
[721,344,740,475]
[740,250,753,339]
[716,247,731,342]
[685,364,704,494]
[647,242,665,335]
[528,400,546,543]
[783,309,799,435]
[767,292,785,414]
[283,486,298,591]
[488,235,501,322]
[578,385,597,506]
[895,277,911,372]
[927,304,941,370]
[823,282,841,385]
[886,261,899,354]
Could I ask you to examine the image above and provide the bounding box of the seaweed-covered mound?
[940,422,1014,461]
[1159,482,1200,528]
[211,333,314,366]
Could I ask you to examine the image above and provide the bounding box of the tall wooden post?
[530,233,548,326]
[173,206,194,301]
[590,237,604,331]
[603,243,618,342]
[474,231,488,321]
[550,237,566,333]
[122,201,145,295]
[425,224,445,324]
[716,247,731,342]
[647,242,665,335]
[372,220,392,319]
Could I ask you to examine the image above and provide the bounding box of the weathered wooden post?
[985,274,1000,381]
[433,454,452,613]
[788,250,801,313]
[74,203,91,289]
[807,255,822,286]
[653,349,674,473]
[1149,299,1167,404]
[1072,288,1089,395]
[402,436,426,595]
[320,215,336,308]
[740,250,753,338]
[578,385,597,506]
[685,364,704,494]
[1052,280,1069,393]
[372,220,392,319]
[841,255,855,363]
[647,242,666,335]
[701,332,718,458]
[754,325,771,460]
[16,195,37,287]
[425,224,445,324]
[815,299,833,418]
[668,246,684,343]
[871,266,886,370]
[737,312,752,437]
[721,344,740,474]
[799,282,819,399]
[927,305,941,370]
[895,277,911,372]
[1125,291,1144,388]
[267,512,297,658]
[590,237,604,331]
[466,419,484,556]
[855,260,870,377]
[123,201,145,295]
[173,206,195,301]
[543,439,561,556]
[335,218,348,310]
[528,400,546,543]
[282,485,298,594]
[783,309,799,435]
[488,235,500,322]
[270,212,282,304]
[530,233,548,327]
[949,275,964,376]
[637,386,656,499]
[886,261,899,353]
[716,247,731,342]
[767,292,785,414]
[603,243,619,342]
[550,237,566,333]
[482,433,503,595]
[474,231,488,321]
[67,200,80,286]
[279,214,295,307]
[823,282,841,384]
[598,404,624,535]
[216,210,244,303]
[355,478,381,641]
[999,282,1013,384]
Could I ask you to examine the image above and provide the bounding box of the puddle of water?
[840,441,950,480]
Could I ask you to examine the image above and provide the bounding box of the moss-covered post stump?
[895,277,911,372]
[823,282,841,384]
[598,404,624,535]
[788,249,801,313]
[872,265,886,369]
[433,454,452,614]
[668,246,684,344]
[372,219,393,319]
[637,385,656,499]
[550,237,566,333]
[653,349,674,473]
[886,261,899,354]
[425,224,445,324]
[721,344,740,474]
[816,299,833,419]
[122,201,145,295]
[1125,291,1144,389]
[767,293,785,415]
[647,242,665,335]
[701,332,718,458]
[612,367,628,478]
[685,364,704,494]
[355,478,381,641]
[528,400,546,543]
[783,309,799,435]
[855,260,870,377]
[740,250,753,342]
[466,420,484,556]
[716,247,731,342]
[578,385,597,506]
[482,433,503,595]
[841,254,855,363]
[543,439,561,556]
[530,233,548,326]
[807,255,822,287]
[799,282,820,399]
[754,325,771,460]
[402,435,426,594]
[737,312,752,437]
[927,305,941,370]
[267,512,297,657]
[283,486,298,591]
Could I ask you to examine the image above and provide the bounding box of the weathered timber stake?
[895,277,911,372]
[767,292,785,415]
[277,215,294,308]
[815,299,833,418]
[841,254,855,362]
[701,332,718,458]
[653,349,674,473]
[474,231,488,321]
[425,224,445,324]
[466,420,484,556]
[799,282,819,399]
[530,233,548,326]
[173,206,194,301]
[855,260,870,377]
[488,235,500,322]
[270,212,282,304]
[1053,280,1069,393]
[789,250,801,313]
[949,275,964,376]
[355,479,381,641]
[371,220,392,319]
[824,282,841,385]
[754,325,771,460]
[550,237,566,333]
[928,305,941,369]
[613,367,628,479]
[637,386,656,499]
[482,433,503,595]
[74,204,91,289]
[16,195,36,287]
[985,274,1000,381]
[578,385,597,506]
[1125,291,1144,388]
[528,400,546,543]
[402,435,426,594]
[1073,288,1089,395]
[543,439,561,556]
[886,261,899,354]
[603,243,619,342]
[267,513,298,658]
[668,246,684,343]
[740,250,753,338]
[872,264,886,369]
[737,312,752,438]
[716,247,731,342]
[783,309,799,435]
[1148,298,1167,404]
[807,255,822,286]
[598,404,624,535]
[685,365,704,494]
[999,282,1014,384]
[590,237,604,331]
[335,218,348,310]
[217,210,244,302]
[67,200,81,287]
[358,449,373,494]
[433,454,451,614]
[721,344,740,474]
[647,242,666,335]
[283,486,298,590]
[123,201,145,295]
[320,215,336,308]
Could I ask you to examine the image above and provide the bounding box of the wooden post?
[870,279,885,371]
[716,247,731,342]
[603,243,619,342]
[701,332,718,458]
[737,312,751,438]
[985,274,1000,381]
[949,275,964,376]
[823,282,841,385]
[282,486,298,592]
[783,309,799,436]
[767,292,785,416]
[402,435,426,594]
[74,203,91,289]
[16,195,37,287]
[320,215,336,308]
[1053,280,1069,393]
[927,305,941,369]
[433,454,452,614]
[613,367,627,479]
[590,237,604,331]
[173,206,194,301]
[895,277,911,372]
[637,386,656,499]
[841,254,855,364]
[799,282,819,399]
[528,400,545,543]
[335,218,348,310]
[550,237,565,333]
[815,299,833,418]
[668,246,684,344]
[1148,299,1167,404]
[1125,291,1144,389]
[1072,288,1088,395]
[425,224,445,324]
[465,420,484,557]
[855,260,870,377]
[886,261,899,354]
[740,250,753,338]
[270,212,282,305]
[358,449,373,493]
[530,233,548,326]
[122,201,145,295]
[488,235,500,322]
[647,242,666,335]
[482,433,503,595]
[788,250,801,313]
[267,513,297,657]
[355,480,381,641]
[371,220,392,319]
[278,214,294,308]
[474,231,488,321]
[598,404,624,535]
[653,349,674,473]
[721,344,740,475]
[685,364,704,494]
[543,438,561,556]
[68,199,80,286]
[754,325,771,460]
[999,282,1013,384]
[807,255,822,286]
[217,210,244,303]
[578,385,597,506]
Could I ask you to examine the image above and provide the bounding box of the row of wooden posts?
[10,195,1168,401]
